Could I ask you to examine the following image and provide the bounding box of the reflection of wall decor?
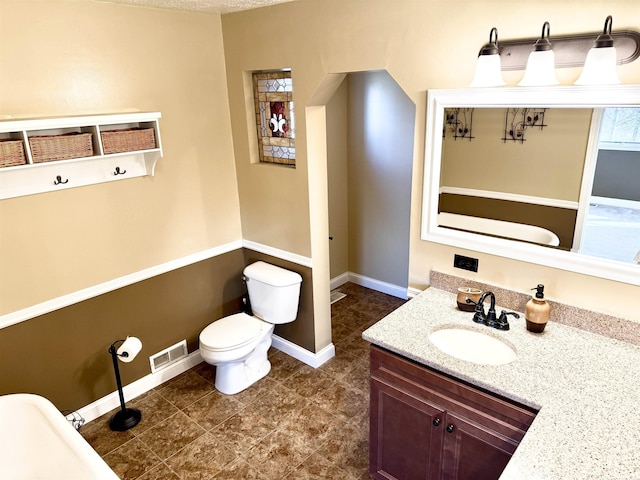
[444,108,475,141]
[502,108,547,143]
[252,70,296,166]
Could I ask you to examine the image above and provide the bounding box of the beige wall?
[0,0,242,315]
[222,0,640,320]
[441,108,592,201]
[347,71,413,288]
[327,79,349,279]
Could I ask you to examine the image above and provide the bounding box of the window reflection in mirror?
[579,107,640,263]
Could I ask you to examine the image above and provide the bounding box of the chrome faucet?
[467,291,519,331]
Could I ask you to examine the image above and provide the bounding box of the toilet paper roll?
[117,336,142,362]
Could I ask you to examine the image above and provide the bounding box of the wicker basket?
[0,139,27,167]
[101,128,156,154]
[30,132,94,163]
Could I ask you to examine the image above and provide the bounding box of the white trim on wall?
[0,241,243,331]
[331,271,408,300]
[440,186,579,210]
[349,272,408,299]
[330,272,350,291]
[271,334,334,368]
[1,240,317,331]
[77,349,204,424]
[242,240,313,267]
[407,287,423,298]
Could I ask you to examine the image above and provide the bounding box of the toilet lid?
[200,313,267,352]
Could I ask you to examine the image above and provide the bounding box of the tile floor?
[81,282,407,480]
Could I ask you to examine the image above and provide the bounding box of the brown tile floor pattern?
[81,283,407,480]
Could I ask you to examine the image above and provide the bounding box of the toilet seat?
[199,313,268,352]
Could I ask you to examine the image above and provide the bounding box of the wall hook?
[54,175,69,185]
[113,166,127,176]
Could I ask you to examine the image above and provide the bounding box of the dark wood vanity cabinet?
[369,346,537,480]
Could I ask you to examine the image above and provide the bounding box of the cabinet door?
[370,377,445,480]
[440,411,517,480]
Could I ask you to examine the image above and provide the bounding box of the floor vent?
[150,340,188,374]
[330,290,347,304]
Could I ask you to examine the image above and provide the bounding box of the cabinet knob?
[446,424,455,433]
[433,418,441,427]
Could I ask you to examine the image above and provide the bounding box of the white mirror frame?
[422,85,640,286]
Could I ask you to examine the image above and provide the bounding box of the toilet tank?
[243,261,302,324]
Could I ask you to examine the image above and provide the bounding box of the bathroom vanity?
[370,345,536,480]
[363,287,640,480]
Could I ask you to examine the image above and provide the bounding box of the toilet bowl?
[199,261,302,395]
[200,313,274,394]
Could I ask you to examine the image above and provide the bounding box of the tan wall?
[441,108,592,201]
[0,0,242,315]
[222,0,640,320]
[347,71,413,288]
[327,79,349,279]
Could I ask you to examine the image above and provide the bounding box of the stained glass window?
[252,70,295,167]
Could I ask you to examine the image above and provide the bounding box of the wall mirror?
[421,86,640,286]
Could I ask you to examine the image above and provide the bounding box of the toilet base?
[213,334,273,395]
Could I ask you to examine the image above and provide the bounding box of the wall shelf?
[0,112,162,200]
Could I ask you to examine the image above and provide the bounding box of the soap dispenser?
[525,284,550,333]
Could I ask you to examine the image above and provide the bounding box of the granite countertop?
[362,287,640,480]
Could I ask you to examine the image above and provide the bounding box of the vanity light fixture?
[574,16,621,85]
[518,22,560,87]
[470,27,506,87]
[471,20,639,83]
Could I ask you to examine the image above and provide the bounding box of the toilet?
[199,261,302,395]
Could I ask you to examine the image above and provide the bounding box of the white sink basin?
[429,327,517,365]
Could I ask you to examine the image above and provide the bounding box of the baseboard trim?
[77,350,204,424]
[78,338,333,423]
[348,272,408,299]
[330,272,350,290]
[271,334,335,368]
[407,287,423,298]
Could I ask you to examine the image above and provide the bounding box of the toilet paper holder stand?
[108,336,143,432]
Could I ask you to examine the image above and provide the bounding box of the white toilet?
[199,261,302,395]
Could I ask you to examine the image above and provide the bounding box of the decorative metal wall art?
[444,108,475,141]
[502,107,547,143]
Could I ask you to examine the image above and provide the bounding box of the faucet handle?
[470,293,487,325]
[496,310,520,331]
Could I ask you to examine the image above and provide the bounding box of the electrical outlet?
[454,254,478,272]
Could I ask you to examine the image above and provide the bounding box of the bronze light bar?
[494,30,640,70]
